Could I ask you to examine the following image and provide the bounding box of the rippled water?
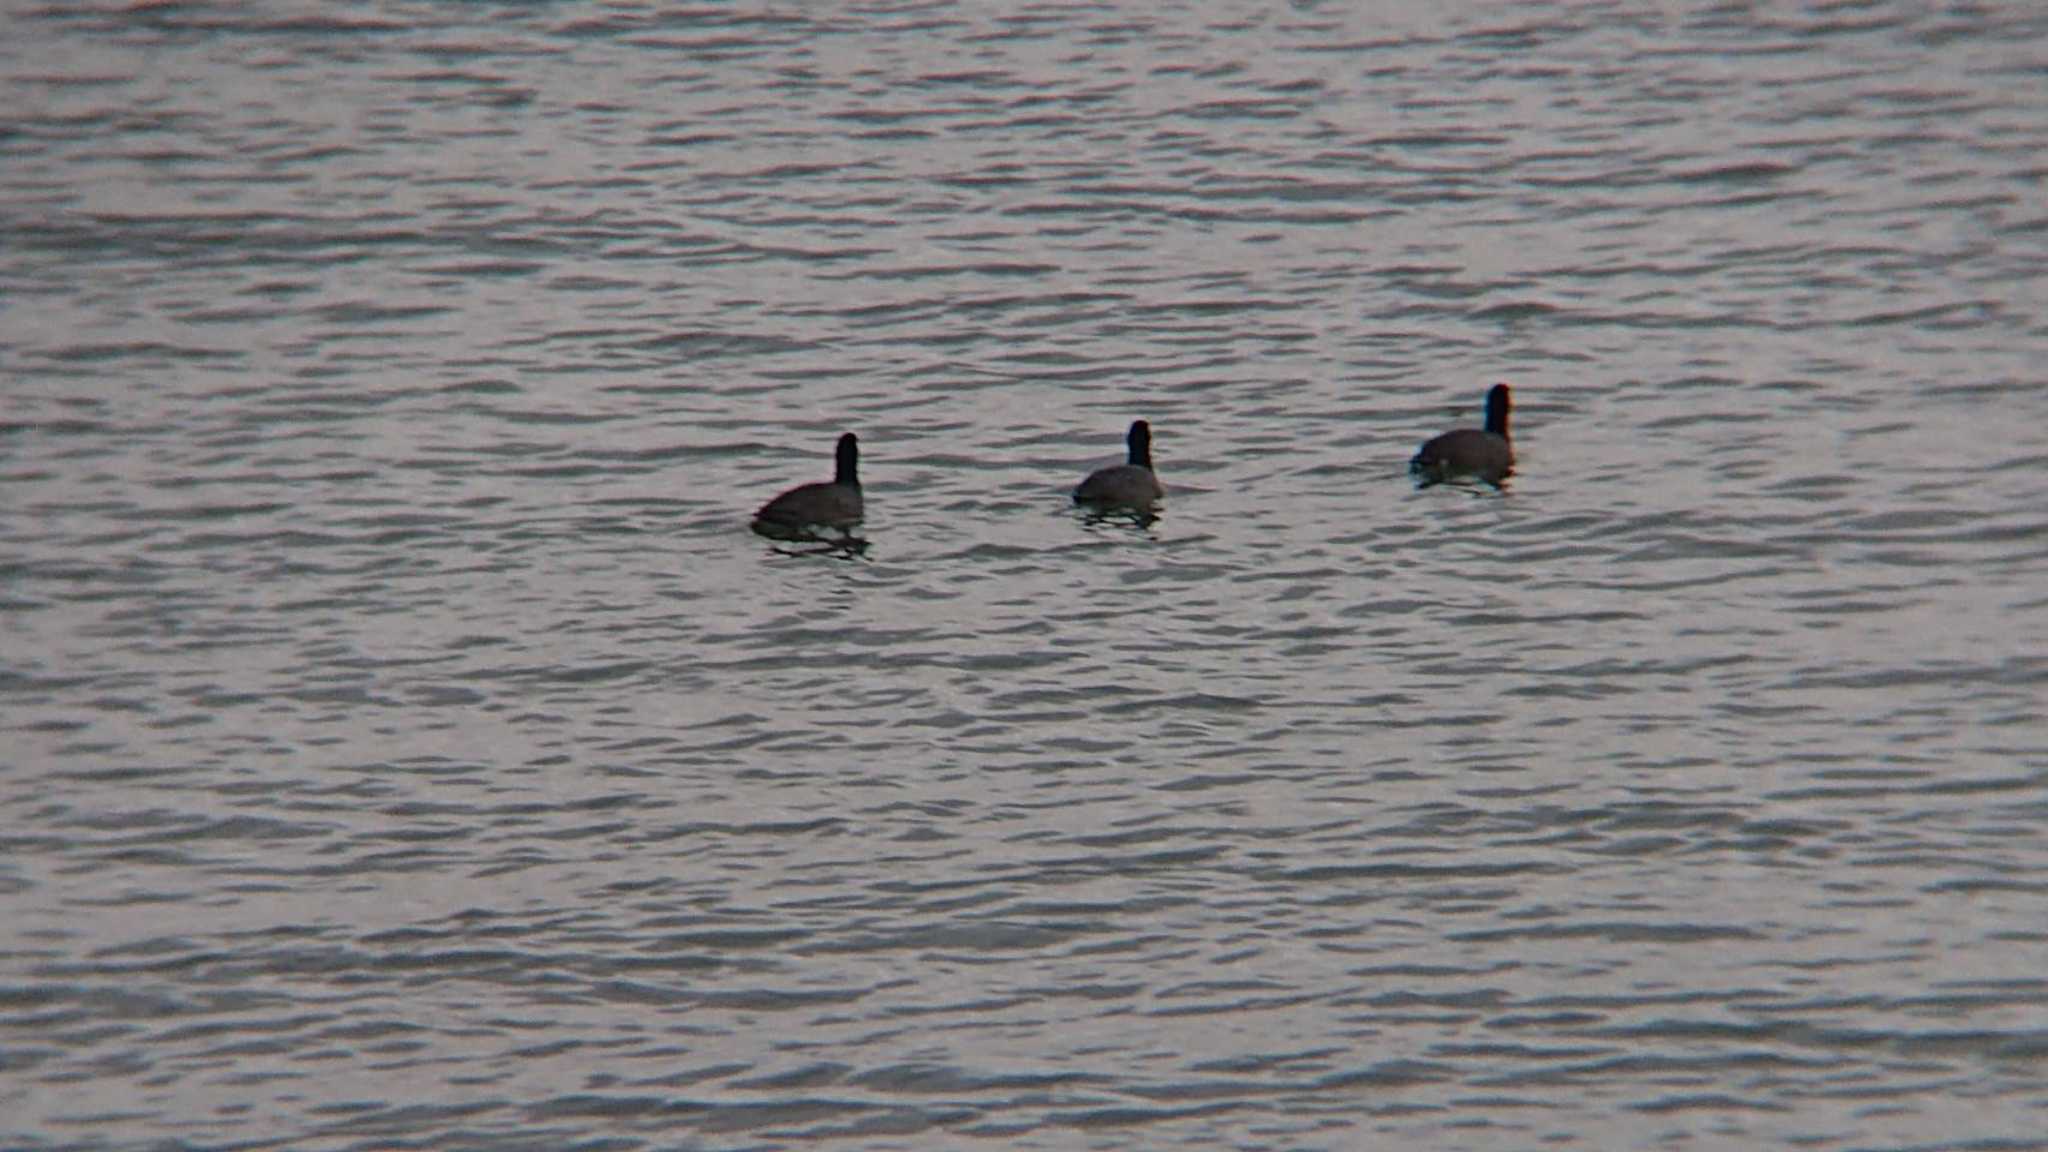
[5,2,2047,1148]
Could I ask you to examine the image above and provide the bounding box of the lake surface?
[4,2,2046,1149]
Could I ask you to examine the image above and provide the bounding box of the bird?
[1074,420,1166,513]
[1410,383,1513,488]
[752,432,862,538]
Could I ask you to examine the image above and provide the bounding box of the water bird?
[1411,383,1513,488]
[1073,420,1165,512]
[752,432,862,538]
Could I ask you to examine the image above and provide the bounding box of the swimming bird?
[1074,420,1165,512]
[1410,383,1513,488]
[752,432,862,537]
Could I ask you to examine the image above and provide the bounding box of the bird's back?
[756,480,863,528]
[1411,429,1512,484]
[1074,464,1163,509]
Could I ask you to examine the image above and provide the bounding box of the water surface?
[4,2,2046,1149]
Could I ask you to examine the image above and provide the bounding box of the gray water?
[4,2,2046,1149]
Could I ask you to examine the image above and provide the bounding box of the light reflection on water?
[2,2,2045,1149]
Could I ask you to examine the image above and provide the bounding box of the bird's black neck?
[1484,389,1511,439]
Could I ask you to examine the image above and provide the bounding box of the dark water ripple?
[4,1,2047,1149]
